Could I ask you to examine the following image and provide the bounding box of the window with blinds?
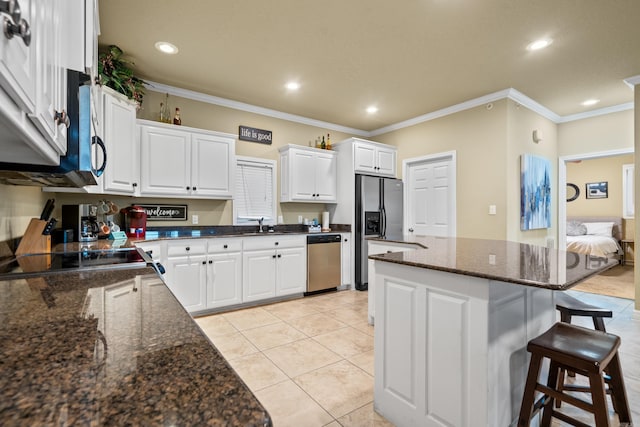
[234,157,277,224]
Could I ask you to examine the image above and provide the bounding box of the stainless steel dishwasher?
[307,234,342,293]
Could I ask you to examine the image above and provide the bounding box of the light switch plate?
[192,214,199,224]
[489,205,496,215]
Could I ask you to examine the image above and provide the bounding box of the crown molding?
[624,75,640,89]
[144,80,370,137]
[145,80,634,138]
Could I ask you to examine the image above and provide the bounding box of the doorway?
[559,148,635,300]
[403,151,456,237]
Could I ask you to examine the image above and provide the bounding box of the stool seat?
[528,322,619,373]
[518,322,631,427]
[555,292,613,330]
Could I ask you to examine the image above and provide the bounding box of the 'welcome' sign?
[139,205,188,221]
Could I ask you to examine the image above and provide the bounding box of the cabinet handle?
[54,110,70,128]
[132,182,138,187]
[344,239,348,242]
[202,260,206,265]
[3,16,30,46]
[208,260,213,264]
[277,254,281,258]
[193,186,197,191]
[223,244,228,249]
[408,228,414,233]
[275,242,279,246]
[185,247,190,251]
[272,254,276,259]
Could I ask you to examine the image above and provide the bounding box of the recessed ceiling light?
[526,39,552,51]
[366,106,378,114]
[155,41,179,55]
[285,81,300,91]
[581,99,600,106]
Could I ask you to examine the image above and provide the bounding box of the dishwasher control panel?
[307,234,342,244]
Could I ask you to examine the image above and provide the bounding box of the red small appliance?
[121,205,147,239]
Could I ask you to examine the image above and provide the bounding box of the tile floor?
[195,289,640,427]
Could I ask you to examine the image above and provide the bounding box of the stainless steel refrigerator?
[354,174,403,290]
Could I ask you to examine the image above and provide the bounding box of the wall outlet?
[489,254,496,265]
[488,205,497,215]
[192,214,199,224]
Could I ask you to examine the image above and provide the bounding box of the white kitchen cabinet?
[135,240,165,262]
[206,239,242,309]
[340,233,351,286]
[101,86,139,194]
[279,144,337,203]
[243,235,306,302]
[139,120,235,199]
[353,140,396,177]
[164,240,207,312]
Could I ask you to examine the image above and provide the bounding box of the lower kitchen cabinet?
[165,253,207,312]
[206,246,242,309]
[243,236,306,303]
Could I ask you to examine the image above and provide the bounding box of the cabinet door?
[0,0,36,111]
[165,255,207,312]
[140,125,191,196]
[31,0,66,154]
[341,233,351,286]
[290,149,316,200]
[314,152,337,202]
[191,132,233,198]
[207,252,242,308]
[102,89,138,194]
[242,249,276,302]
[376,146,397,176]
[276,246,307,296]
[353,142,376,174]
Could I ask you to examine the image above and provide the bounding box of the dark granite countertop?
[368,236,617,290]
[0,267,271,426]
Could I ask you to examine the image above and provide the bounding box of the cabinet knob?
[132,182,138,187]
[208,260,213,264]
[54,110,70,128]
[277,254,281,258]
[275,242,279,246]
[186,186,190,190]
[193,186,197,191]
[223,244,228,249]
[186,247,190,251]
[272,254,276,259]
[202,260,206,265]
[408,228,414,233]
[3,16,30,46]
[344,239,348,242]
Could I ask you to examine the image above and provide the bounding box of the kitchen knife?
[39,199,55,221]
[42,218,57,235]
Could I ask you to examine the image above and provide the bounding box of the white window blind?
[234,157,276,224]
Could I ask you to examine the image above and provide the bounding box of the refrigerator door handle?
[381,206,387,237]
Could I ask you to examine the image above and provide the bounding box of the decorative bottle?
[173,108,182,125]
[326,133,331,150]
[159,93,170,123]
[321,136,326,149]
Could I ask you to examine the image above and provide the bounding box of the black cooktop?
[0,247,151,278]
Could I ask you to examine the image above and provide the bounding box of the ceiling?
[97,0,640,133]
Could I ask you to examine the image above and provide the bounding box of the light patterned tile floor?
[195,289,640,427]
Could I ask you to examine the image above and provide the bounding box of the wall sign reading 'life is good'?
[239,125,272,144]
[139,204,188,221]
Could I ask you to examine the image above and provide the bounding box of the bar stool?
[517,322,631,427]
[555,291,613,332]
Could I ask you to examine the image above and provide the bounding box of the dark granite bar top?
[369,236,617,290]
[0,267,271,426]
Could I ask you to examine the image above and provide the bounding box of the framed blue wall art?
[520,154,551,230]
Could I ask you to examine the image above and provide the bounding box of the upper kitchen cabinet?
[0,0,97,165]
[138,120,235,199]
[352,139,396,177]
[279,144,337,203]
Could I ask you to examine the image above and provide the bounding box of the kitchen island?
[369,236,617,427]
[0,266,271,426]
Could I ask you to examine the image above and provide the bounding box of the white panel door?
[242,249,276,302]
[102,90,138,194]
[140,125,190,196]
[314,152,337,201]
[207,252,242,308]
[191,132,233,198]
[353,142,376,174]
[276,247,306,296]
[165,255,207,312]
[376,146,396,176]
[290,149,316,200]
[406,153,455,237]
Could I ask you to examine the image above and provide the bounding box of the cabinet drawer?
[243,235,305,251]
[167,240,207,257]
[208,238,242,253]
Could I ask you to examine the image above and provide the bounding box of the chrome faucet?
[258,217,264,233]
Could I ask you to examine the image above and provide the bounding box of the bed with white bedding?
[566,216,622,258]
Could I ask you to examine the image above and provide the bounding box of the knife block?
[16,219,51,255]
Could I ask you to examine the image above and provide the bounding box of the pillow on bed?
[566,221,587,236]
[583,222,615,237]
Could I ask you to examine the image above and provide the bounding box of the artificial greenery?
[98,45,145,104]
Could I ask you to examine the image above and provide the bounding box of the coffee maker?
[62,204,99,242]
[121,205,147,239]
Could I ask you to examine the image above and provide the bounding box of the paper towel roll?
[322,211,330,230]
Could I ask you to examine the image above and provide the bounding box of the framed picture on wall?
[585,181,608,199]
